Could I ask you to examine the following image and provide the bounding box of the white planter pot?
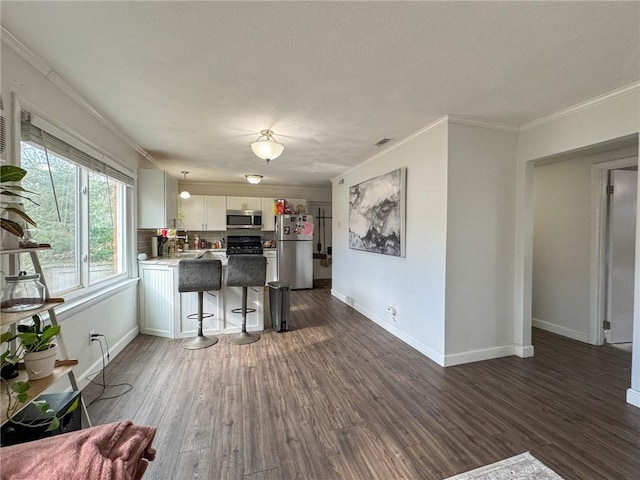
[23,344,58,380]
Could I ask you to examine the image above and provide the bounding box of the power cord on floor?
[87,335,133,406]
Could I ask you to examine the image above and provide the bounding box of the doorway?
[308,201,332,287]
[531,151,637,347]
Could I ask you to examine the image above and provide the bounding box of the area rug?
[445,452,564,480]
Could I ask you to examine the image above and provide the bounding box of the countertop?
[138,249,276,266]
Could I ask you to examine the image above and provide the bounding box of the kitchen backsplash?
[136,229,275,255]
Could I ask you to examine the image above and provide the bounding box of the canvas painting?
[349,168,406,256]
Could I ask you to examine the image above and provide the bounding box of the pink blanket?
[0,420,157,480]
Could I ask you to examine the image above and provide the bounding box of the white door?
[606,169,637,343]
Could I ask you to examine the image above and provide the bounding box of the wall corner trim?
[626,388,640,408]
[514,344,534,358]
[519,82,640,133]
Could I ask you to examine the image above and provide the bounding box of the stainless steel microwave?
[226,210,262,229]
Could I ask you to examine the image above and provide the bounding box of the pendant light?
[179,171,191,199]
[244,174,263,185]
[250,129,284,164]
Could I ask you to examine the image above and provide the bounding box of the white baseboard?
[331,289,445,366]
[77,325,139,389]
[443,345,515,367]
[627,388,640,408]
[532,317,589,343]
[331,289,535,367]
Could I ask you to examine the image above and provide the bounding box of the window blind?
[21,116,134,186]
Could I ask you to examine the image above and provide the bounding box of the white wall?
[516,84,640,407]
[46,283,139,393]
[444,122,518,362]
[2,38,143,390]
[331,118,520,367]
[532,157,593,342]
[332,119,449,364]
[1,44,143,171]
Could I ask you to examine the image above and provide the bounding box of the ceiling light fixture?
[250,129,284,164]
[244,174,263,185]
[179,171,191,199]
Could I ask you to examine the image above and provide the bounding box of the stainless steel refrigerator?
[276,214,314,289]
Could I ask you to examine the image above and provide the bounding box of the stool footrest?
[186,312,215,320]
[231,307,256,315]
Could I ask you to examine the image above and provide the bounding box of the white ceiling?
[2,1,638,187]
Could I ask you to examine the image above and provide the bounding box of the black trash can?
[268,281,291,332]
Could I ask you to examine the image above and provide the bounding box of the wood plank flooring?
[84,288,640,479]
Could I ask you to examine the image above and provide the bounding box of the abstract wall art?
[349,168,406,256]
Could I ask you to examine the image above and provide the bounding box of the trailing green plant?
[1,315,76,430]
[1,164,38,238]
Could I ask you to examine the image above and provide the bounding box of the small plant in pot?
[18,314,60,381]
[1,315,75,430]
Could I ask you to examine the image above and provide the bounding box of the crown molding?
[447,115,519,133]
[331,114,520,184]
[1,25,159,168]
[331,115,450,183]
[519,82,640,132]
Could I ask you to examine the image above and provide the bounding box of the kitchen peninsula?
[138,249,277,339]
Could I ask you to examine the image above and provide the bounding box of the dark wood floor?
[84,288,640,479]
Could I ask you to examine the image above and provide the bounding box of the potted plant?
[18,314,60,380]
[1,164,37,249]
[1,315,75,430]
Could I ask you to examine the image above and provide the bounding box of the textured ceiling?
[1,1,638,187]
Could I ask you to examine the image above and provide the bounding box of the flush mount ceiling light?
[250,129,284,164]
[179,171,191,199]
[244,174,263,185]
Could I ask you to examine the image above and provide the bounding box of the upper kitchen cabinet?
[227,196,261,211]
[262,197,276,231]
[181,195,226,231]
[138,169,178,228]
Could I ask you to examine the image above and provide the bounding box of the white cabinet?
[138,255,266,338]
[139,263,178,338]
[264,250,278,284]
[262,197,276,231]
[227,196,261,211]
[179,289,223,335]
[223,285,264,332]
[138,169,178,228]
[181,195,226,231]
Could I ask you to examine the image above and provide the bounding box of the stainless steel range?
[226,235,264,255]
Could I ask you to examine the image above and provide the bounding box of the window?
[19,115,132,296]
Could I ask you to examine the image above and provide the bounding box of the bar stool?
[178,258,222,350]
[226,255,266,345]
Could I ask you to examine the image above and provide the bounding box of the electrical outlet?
[89,330,96,346]
[387,305,397,321]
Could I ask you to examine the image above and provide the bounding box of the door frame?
[589,157,638,345]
